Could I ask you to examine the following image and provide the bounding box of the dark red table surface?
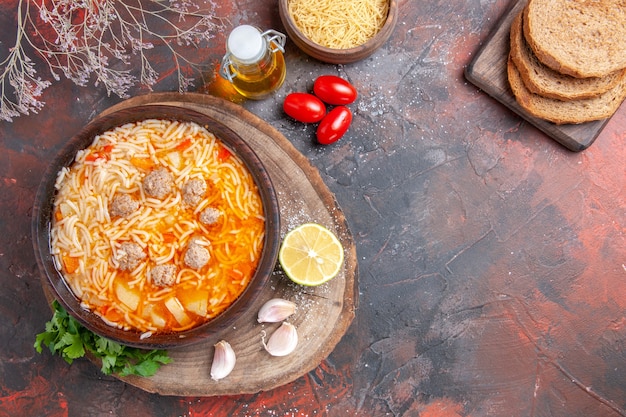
[1,0,625,416]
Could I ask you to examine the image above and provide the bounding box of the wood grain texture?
[464,0,623,151]
[87,92,359,396]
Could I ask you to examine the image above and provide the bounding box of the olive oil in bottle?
[219,25,287,100]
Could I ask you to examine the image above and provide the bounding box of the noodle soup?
[51,119,266,335]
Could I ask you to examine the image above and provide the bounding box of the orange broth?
[51,119,265,334]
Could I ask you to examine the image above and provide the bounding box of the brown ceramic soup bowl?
[32,105,280,349]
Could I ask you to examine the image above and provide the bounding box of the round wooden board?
[91,93,358,396]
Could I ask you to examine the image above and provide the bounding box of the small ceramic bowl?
[278,0,398,64]
[32,105,281,349]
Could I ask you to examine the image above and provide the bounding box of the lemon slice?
[279,223,344,286]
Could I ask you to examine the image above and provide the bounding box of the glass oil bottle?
[219,25,287,100]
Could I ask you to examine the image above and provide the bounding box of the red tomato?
[316,106,352,145]
[313,75,358,105]
[283,93,327,123]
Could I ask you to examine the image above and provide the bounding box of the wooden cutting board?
[464,0,622,152]
[80,92,359,396]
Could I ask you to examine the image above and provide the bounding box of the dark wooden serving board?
[464,0,622,152]
[62,92,359,396]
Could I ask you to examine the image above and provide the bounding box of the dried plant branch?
[0,0,224,122]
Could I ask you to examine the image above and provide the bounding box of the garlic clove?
[262,322,298,357]
[257,298,297,323]
[210,340,236,381]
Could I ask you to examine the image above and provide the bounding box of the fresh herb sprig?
[34,301,172,377]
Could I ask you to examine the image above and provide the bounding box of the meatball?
[182,178,207,207]
[143,167,174,199]
[199,207,222,225]
[184,239,210,270]
[151,264,177,287]
[115,241,146,271]
[109,193,139,218]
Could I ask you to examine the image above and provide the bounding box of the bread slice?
[507,55,626,124]
[523,0,626,78]
[510,11,625,100]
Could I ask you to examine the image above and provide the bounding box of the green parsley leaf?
[34,301,172,377]
[60,332,85,360]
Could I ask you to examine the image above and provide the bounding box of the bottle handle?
[261,29,286,53]
[220,53,237,82]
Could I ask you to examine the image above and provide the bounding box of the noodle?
[51,119,265,333]
[288,0,389,49]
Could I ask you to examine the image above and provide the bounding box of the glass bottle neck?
[229,48,273,74]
